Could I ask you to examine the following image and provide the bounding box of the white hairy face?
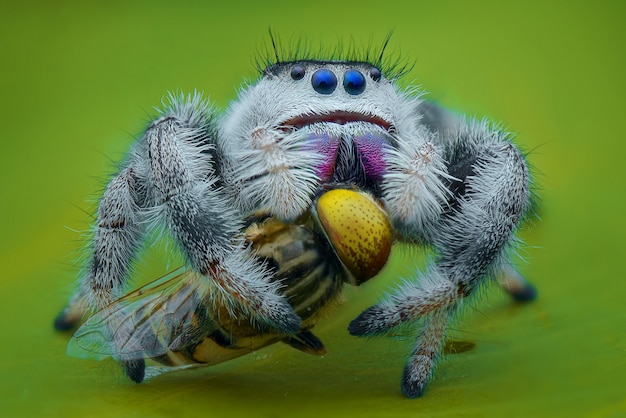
[219,60,425,221]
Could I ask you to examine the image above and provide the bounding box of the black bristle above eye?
[256,30,412,80]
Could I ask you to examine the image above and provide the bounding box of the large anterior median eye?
[343,70,366,95]
[311,69,337,94]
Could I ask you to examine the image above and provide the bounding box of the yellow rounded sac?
[315,189,393,285]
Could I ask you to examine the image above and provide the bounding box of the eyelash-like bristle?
[254,29,413,80]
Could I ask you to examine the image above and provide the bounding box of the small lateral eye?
[343,69,366,95]
[291,65,305,80]
[370,67,381,82]
[311,69,337,94]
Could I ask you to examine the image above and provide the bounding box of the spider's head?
[221,60,420,220]
[258,61,399,131]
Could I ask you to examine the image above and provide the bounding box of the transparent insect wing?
[68,267,214,361]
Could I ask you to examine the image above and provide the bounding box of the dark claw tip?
[401,368,426,399]
[510,283,538,302]
[401,380,426,399]
[123,359,146,383]
[53,312,77,331]
[283,310,302,334]
[348,306,383,336]
[347,318,367,336]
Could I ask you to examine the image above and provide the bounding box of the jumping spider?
[55,45,537,398]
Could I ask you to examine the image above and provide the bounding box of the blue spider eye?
[291,65,305,80]
[343,70,366,95]
[311,69,337,94]
[370,67,381,82]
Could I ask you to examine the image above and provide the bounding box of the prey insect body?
[56,46,537,398]
[68,205,379,379]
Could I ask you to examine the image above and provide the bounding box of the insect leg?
[68,166,146,316]
[56,93,300,382]
[417,103,538,303]
[53,165,144,330]
[350,120,532,397]
[496,263,537,302]
[141,93,300,334]
[59,166,147,381]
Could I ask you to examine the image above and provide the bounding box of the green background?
[1,1,624,417]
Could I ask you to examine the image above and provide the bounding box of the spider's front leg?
[55,93,300,379]
[349,120,532,397]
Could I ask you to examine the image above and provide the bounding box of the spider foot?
[347,305,394,337]
[123,359,146,383]
[53,309,79,331]
[401,357,430,398]
[498,265,538,302]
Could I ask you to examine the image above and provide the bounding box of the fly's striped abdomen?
[153,217,346,367]
[252,218,345,322]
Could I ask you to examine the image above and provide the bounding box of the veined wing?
[67,267,216,361]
